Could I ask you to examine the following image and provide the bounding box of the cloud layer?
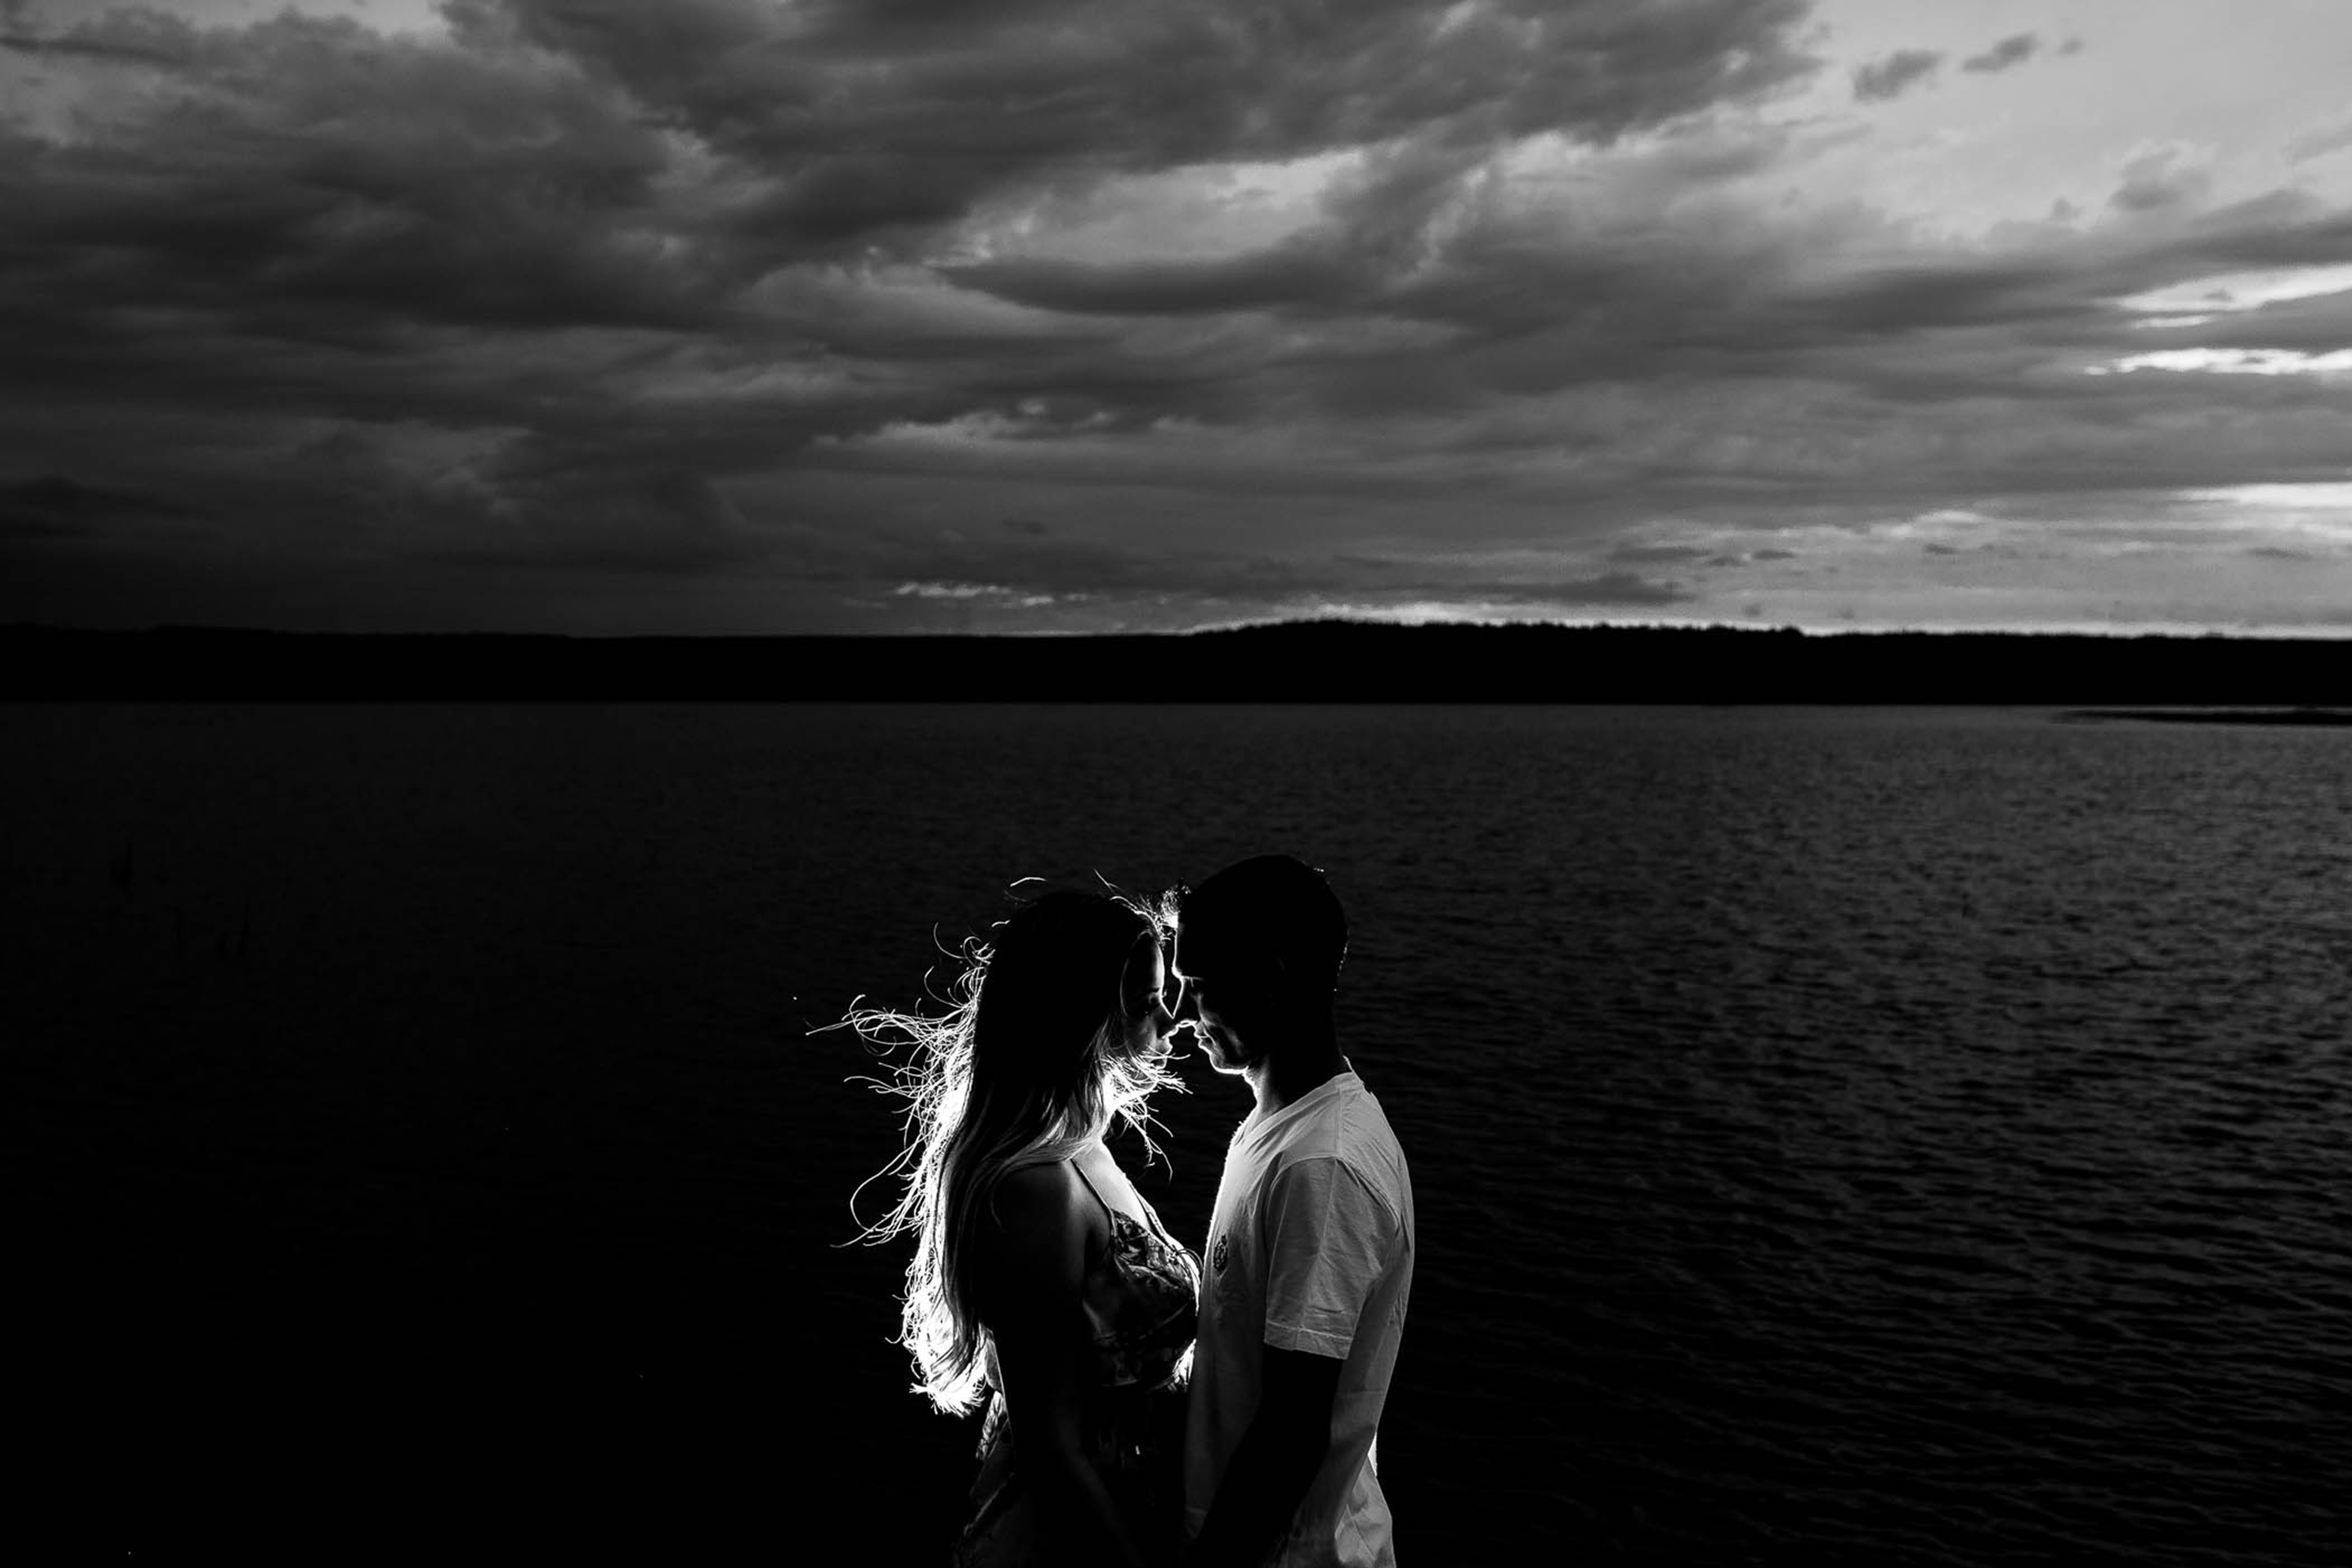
[4,0,2352,633]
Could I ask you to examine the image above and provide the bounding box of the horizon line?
[10,616,2352,643]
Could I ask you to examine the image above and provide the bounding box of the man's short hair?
[1177,854,1347,1004]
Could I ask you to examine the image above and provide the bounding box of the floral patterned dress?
[955,1158,1201,1566]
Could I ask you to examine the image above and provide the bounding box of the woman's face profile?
[1119,938,1179,1062]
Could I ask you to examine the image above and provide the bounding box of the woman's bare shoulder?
[980,1159,1098,1303]
[989,1159,1086,1235]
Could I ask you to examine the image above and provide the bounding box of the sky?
[5,0,2352,635]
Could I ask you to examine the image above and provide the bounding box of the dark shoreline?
[9,620,2352,703]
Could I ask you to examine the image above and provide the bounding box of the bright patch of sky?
[2093,349,2352,377]
[2161,482,2352,557]
[2118,265,2352,315]
[17,0,447,32]
[893,582,1061,608]
[2192,482,2352,510]
[1793,0,2352,233]
[946,150,1360,269]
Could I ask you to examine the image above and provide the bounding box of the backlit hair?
[844,887,1180,1415]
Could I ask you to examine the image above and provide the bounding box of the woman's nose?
[1171,989,1198,1023]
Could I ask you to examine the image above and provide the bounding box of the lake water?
[4,705,2346,1562]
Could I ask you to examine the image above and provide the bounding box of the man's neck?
[1244,1039,1347,1122]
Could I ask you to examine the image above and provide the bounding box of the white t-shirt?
[1184,1066,1414,1567]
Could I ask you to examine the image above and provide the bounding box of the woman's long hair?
[845,888,1181,1415]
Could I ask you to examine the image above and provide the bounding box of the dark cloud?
[0,474,196,539]
[489,0,1819,259]
[4,15,719,337]
[426,464,771,576]
[1961,35,2040,75]
[1852,50,1941,104]
[2,2,2349,634]
[1608,543,1710,564]
[1922,542,1960,555]
[0,6,198,66]
[271,426,777,576]
[939,249,1351,319]
[1514,572,1688,606]
[2112,147,2212,213]
[1,28,177,65]
[2287,119,2352,164]
[786,522,1698,623]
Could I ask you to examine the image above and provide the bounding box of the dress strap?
[1067,1156,1121,1232]
[1071,1158,1186,1260]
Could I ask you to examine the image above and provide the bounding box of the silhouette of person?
[848,889,1197,1567]
[1169,856,1415,1568]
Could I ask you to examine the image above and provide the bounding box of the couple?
[855,855,1414,1567]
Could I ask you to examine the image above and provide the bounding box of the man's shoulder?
[1328,1083,1409,1181]
[1328,1088,1412,1234]
[1231,1076,1392,1173]
[1265,1138,1409,1236]
[1336,1080,1403,1144]
[1253,1078,1397,1160]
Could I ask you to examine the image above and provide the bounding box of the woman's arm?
[985,1163,1153,1568]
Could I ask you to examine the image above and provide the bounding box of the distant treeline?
[8,620,2352,703]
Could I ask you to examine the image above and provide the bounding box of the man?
[1170,855,1415,1568]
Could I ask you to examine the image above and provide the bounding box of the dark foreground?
[10,620,2352,702]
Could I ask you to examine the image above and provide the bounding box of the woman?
[850,889,1200,1567]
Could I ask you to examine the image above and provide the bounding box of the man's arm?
[1184,1345,1341,1568]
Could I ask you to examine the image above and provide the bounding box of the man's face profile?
[1171,929,1253,1075]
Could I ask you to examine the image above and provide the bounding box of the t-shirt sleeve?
[1261,1155,1397,1360]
